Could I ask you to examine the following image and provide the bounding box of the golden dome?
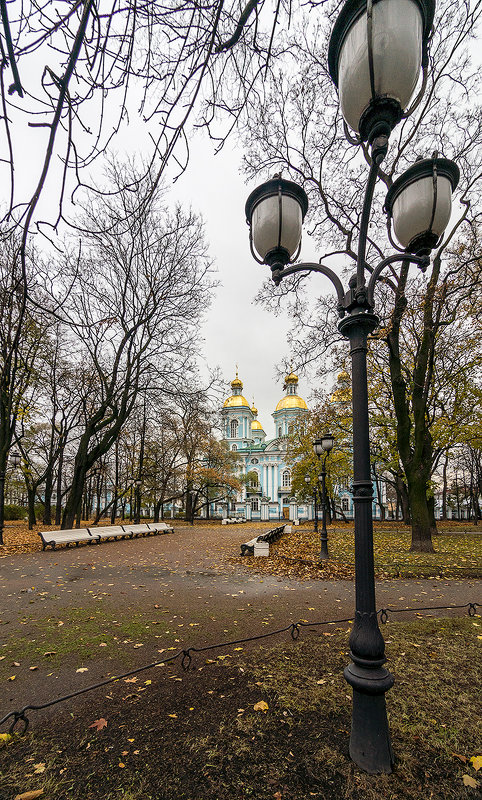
[231,376,243,389]
[275,394,308,412]
[223,395,250,408]
[251,419,265,431]
[337,368,350,383]
[284,371,299,385]
[251,401,258,415]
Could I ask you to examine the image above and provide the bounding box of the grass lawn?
[1,616,480,799]
[232,523,482,581]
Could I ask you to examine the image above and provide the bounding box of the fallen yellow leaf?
[463,775,478,788]
[14,791,44,800]
[253,701,269,713]
[470,756,482,771]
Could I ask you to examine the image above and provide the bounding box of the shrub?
[4,504,27,520]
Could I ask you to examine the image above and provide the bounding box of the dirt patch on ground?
[1,617,480,800]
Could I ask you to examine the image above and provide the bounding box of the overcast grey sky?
[168,134,322,437]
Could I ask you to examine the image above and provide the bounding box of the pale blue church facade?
[219,371,315,522]
[217,370,386,522]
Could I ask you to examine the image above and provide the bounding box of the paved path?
[1,523,480,723]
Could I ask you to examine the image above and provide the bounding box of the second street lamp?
[313,435,334,560]
[245,0,459,774]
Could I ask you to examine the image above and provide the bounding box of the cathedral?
[220,370,313,522]
[218,369,386,522]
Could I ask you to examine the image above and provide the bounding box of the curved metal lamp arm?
[367,252,430,308]
[271,261,346,316]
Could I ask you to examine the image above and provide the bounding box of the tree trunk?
[110,489,118,524]
[55,447,64,526]
[62,442,89,529]
[43,465,53,525]
[395,474,410,525]
[441,454,448,520]
[26,485,37,529]
[408,479,435,552]
[428,494,438,537]
[0,462,6,545]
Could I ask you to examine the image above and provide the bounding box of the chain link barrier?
[1,601,479,735]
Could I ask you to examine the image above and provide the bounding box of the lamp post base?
[344,663,395,774]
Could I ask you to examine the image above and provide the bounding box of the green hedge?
[4,504,27,520]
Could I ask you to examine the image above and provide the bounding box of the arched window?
[282,470,291,488]
[278,425,282,438]
[230,419,238,438]
[232,444,237,451]
[252,497,259,511]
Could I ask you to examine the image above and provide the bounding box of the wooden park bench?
[147,522,174,534]
[38,521,175,550]
[118,523,153,537]
[87,525,129,541]
[240,524,287,556]
[38,529,100,551]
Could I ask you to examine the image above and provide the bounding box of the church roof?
[251,419,265,432]
[275,394,308,412]
[275,369,308,412]
[223,395,250,409]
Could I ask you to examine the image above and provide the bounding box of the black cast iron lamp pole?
[245,0,459,775]
[313,435,334,560]
[303,474,315,527]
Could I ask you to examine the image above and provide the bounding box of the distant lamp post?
[10,451,21,468]
[245,0,459,774]
[313,435,335,560]
[304,474,317,529]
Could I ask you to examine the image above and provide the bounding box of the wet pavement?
[1,523,480,724]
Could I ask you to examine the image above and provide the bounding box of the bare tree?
[241,0,482,550]
[51,165,215,528]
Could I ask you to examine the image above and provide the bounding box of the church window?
[232,444,237,451]
[252,497,259,511]
[282,470,291,488]
[230,419,238,438]
[342,497,349,512]
[278,426,282,438]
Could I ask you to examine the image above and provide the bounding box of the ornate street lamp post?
[10,451,21,469]
[313,435,334,560]
[245,0,459,774]
[303,474,315,526]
